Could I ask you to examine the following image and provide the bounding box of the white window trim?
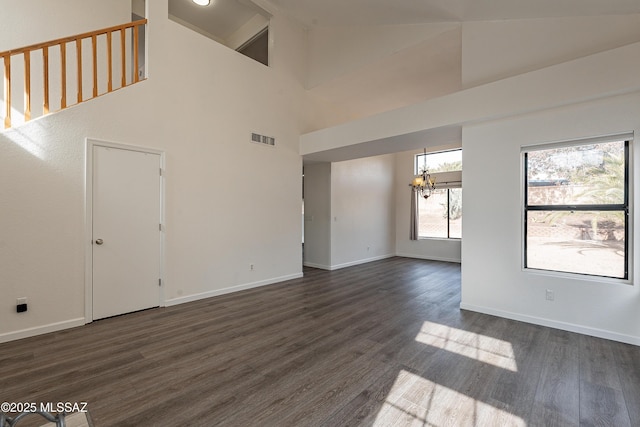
[520,133,633,284]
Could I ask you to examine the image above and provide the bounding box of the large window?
[415,149,462,239]
[523,136,630,279]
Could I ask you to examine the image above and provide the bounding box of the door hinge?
[159,168,163,176]
[159,223,162,231]
[159,278,162,287]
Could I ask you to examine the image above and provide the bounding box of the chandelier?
[411,149,436,199]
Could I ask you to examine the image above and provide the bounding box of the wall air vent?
[251,132,275,147]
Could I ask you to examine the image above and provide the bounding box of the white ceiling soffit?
[302,126,462,163]
[302,41,640,164]
[268,0,640,27]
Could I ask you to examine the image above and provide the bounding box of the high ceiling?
[168,0,640,41]
[168,0,640,162]
[269,0,640,26]
[168,0,270,43]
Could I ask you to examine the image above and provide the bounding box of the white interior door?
[92,145,161,320]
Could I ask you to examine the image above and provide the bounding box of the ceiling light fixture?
[411,148,437,199]
[192,0,210,5]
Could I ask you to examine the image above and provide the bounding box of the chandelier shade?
[411,171,436,198]
[411,149,437,198]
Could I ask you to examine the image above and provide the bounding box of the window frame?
[522,136,631,281]
[417,188,462,240]
[415,148,462,175]
[414,149,462,240]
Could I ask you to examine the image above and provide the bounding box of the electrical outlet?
[16,297,28,313]
[545,289,554,301]
[250,264,254,271]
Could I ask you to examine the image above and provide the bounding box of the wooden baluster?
[43,46,50,115]
[3,55,10,129]
[0,19,147,129]
[133,24,139,83]
[24,51,31,122]
[107,31,113,92]
[120,28,126,87]
[60,42,67,109]
[76,38,82,103]
[92,34,98,98]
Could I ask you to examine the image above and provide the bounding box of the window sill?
[417,237,462,242]
[522,266,632,286]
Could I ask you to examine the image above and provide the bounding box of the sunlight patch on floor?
[374,369,525,426]
[415,321,518,372]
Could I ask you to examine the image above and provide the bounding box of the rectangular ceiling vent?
[251,132,275,147]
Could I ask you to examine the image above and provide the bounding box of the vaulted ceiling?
[170,0,640,39]
[269,0,640,26]
[168,0,640,161]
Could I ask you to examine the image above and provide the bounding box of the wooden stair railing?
[1,19,147,130]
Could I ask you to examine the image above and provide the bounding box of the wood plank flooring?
[1,257,639,426]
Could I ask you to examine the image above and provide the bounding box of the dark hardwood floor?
[1,257,639,426]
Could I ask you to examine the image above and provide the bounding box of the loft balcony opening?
[168,0,270,66]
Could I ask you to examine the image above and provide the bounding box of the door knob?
[95,239,104,245]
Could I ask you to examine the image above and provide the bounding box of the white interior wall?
[301,15,640,344]
[303,155,396,271]
[0,0,131,51]
[123,1,308,305]
[395,148,461,263]
[0,0,311,341]
[461,92,640,345]
[0,0,133,340]
[0,0,132,126]
[132,0,145,18]
[268,13,308,92]
[462,14,640,88]
[330,155,396,269]
[303,163,332,268]
[4,4,640,345]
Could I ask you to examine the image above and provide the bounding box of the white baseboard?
[1,274,305,342]
[305,254,460,271]
[330,254,395,270]
[304,254,395,271]
[0,318,86,344]
[303,262,331,270]
[165,273,304,306]
[396,253,461,264]
[460,302,640,346]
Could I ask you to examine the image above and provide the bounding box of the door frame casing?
[84,138,166,323]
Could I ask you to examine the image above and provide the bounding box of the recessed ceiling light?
[192,0,210,5]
